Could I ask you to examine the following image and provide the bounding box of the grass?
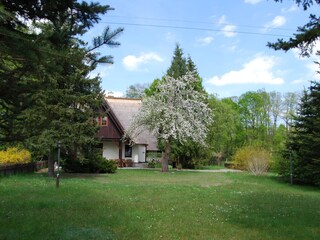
[0,169,319,240]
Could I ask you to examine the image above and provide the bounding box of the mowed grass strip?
[0,169,319,240]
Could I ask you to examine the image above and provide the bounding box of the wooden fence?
[0,161,48,176]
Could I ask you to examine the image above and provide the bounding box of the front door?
[138,145,146,162]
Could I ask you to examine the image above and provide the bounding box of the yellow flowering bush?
[0,147,32,166]
[232,146,270,175]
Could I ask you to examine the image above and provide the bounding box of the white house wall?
[102,141,147,162]
[102,142,119,160]
[122,143,146,163]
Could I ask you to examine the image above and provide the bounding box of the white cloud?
[122,52,164,71]
[197,36,214,46]
[264,16,286,31]
[291,79,305,85]
[217,15,227,25]
[222,25,237,37]
[216,15,237,37]
[244,0,263,4]
[207,55,284,86]
[166,32,175,42]
[307,62,320,80]
[281,5,299,13]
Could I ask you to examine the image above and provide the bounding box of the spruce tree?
[286,81,320,185]
[166,44,187,79]
[0,0,123,176]
[268,0,320,184]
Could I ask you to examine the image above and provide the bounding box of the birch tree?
[126,72,213,172]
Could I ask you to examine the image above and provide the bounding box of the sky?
[83,0,320,98]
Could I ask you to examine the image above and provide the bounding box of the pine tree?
[166,44,187,79]
[0,0,123,176]
[286,81,320,185]
[269,0,320,184]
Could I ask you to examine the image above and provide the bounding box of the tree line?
[126,0,320,184]
[131,44,300,168]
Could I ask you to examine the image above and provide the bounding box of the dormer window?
[98,116,108,126]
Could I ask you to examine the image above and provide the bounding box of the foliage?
[282,81,320,185]
[144,44,208,168]
[62,148,117,173]
[0,0,123,176]
[268,0,320,185]
[144,44,205,96]
[125,83,148,98]
[207,95,242,162]
[171,140,209,169]
[282,92,300,132]
[232,145,271,175]
[268,1,320,57]
[189,157,209,169]
[0,147,31,166]
[206,90,294,167]
[238,90,271,145]
[147,159,156,168]
[126,72,212,172]
[130,72,212,143]
[130,73,212,143]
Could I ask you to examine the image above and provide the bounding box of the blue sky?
[83,0,320,98]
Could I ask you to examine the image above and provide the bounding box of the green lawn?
[0,169,319,240]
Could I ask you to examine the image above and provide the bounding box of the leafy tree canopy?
[125,83,148,98]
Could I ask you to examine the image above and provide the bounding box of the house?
[96,97,158,166]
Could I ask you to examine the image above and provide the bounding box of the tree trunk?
[48,148,55,177]
[161,141,171,172]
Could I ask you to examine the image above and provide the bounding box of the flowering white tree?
[126,71,213,172]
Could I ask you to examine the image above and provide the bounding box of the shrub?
[62,150,117,174]
[125,159,133,167]
[99,159,117,173]
[0,147,32,166]
[179,157,209,169]
[147,159,156,168]
[232,146,271,175]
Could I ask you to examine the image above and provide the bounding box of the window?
[125,145,132,157]
[98,116,108,126]
[101,116,108,126]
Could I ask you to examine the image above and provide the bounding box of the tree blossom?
[125,71,213,171]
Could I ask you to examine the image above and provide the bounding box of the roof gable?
[105,97,158,151]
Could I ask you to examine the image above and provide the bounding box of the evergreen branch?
[87,26,124,53]
[267,14,320,57]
